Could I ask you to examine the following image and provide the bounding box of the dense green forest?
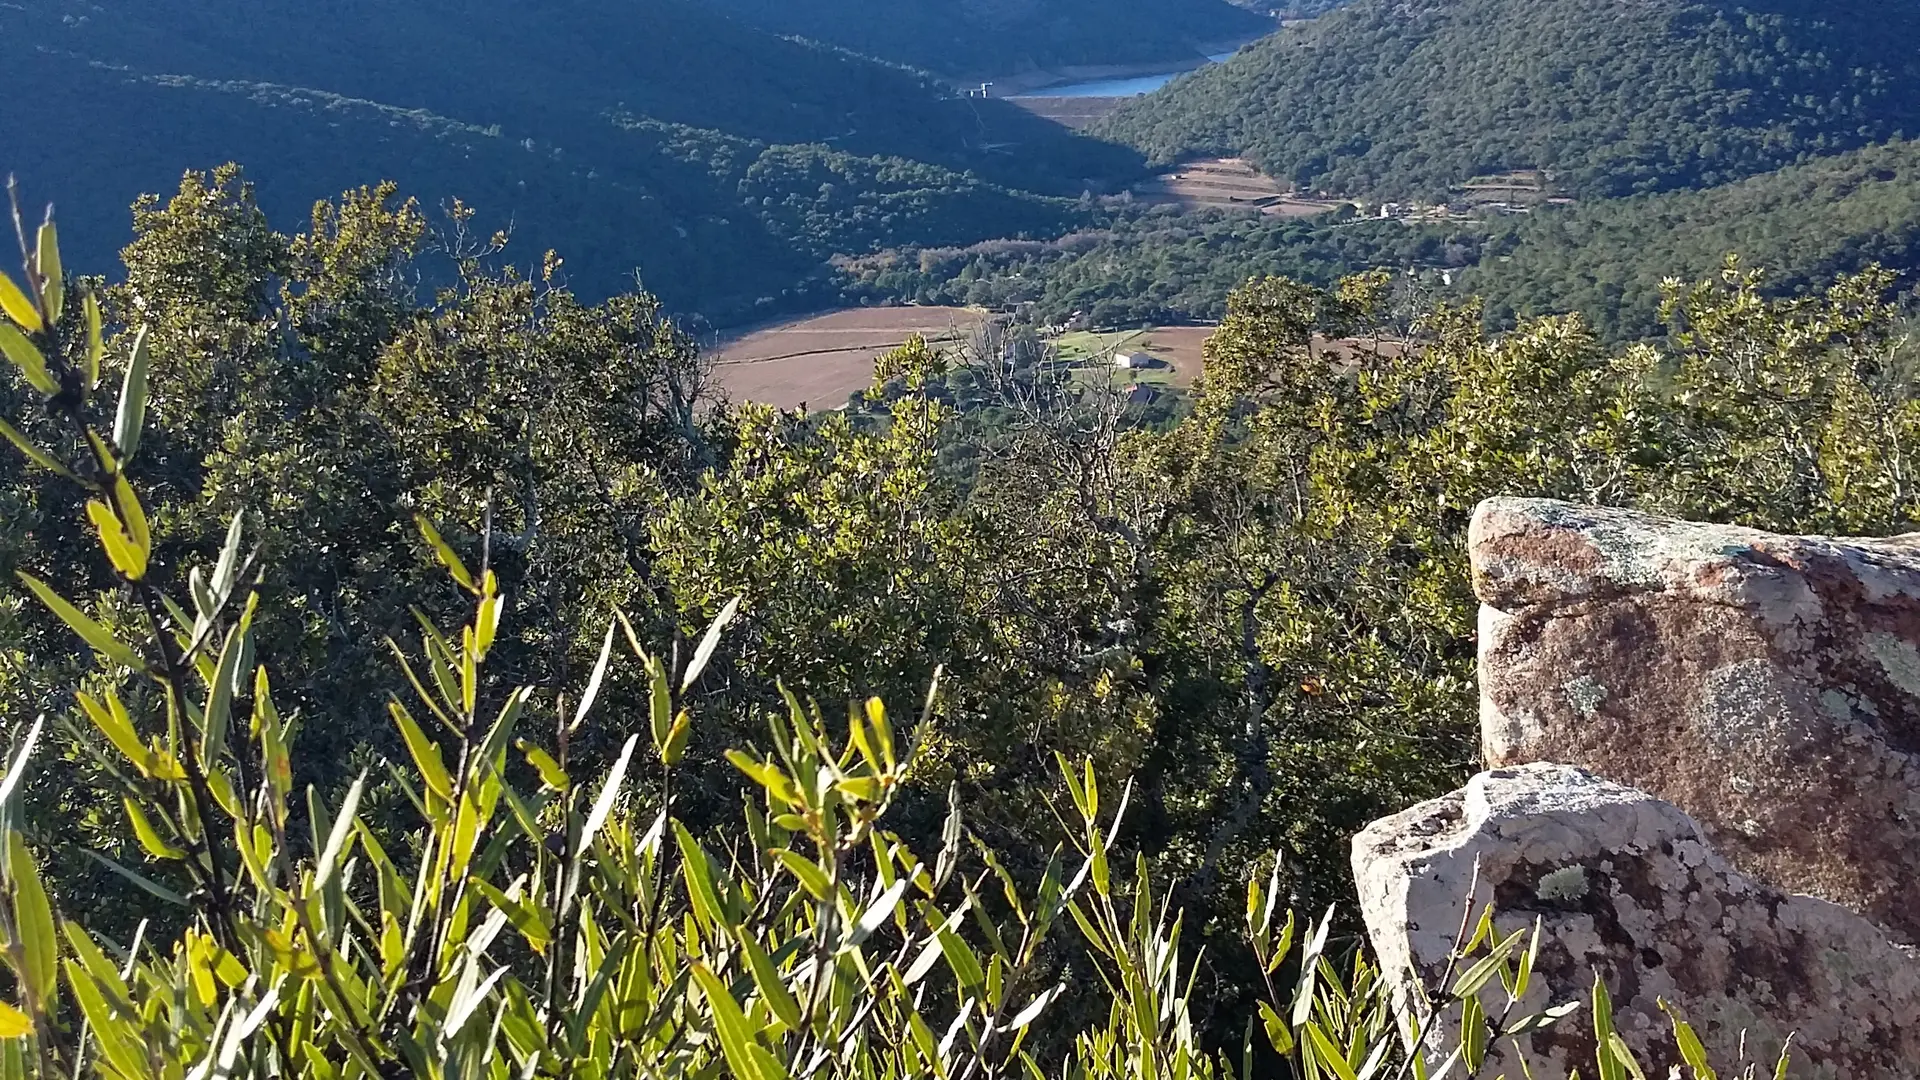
[1097,0,1920,199]
[698,0,1270,78]
[844,134,1920,341]
[1467,139,1920,340]
[839,207,1475,325]
[0,0,1149,326]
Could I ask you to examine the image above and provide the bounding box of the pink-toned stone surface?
[1353,764,1920,1079]
[1471,497,1920,943]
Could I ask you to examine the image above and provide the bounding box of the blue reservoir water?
[1015,53,1237,98]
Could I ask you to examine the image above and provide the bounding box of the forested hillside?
[1097,0,1920,199]
[698,0,1270,78]
[1467,139,1920,339]
[0,0,1142,325]
[839,208,1473,325]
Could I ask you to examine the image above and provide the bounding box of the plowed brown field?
[710,306,985,410]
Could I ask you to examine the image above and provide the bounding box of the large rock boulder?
[1471,497,1920,943]
[1353,763,1920,1079]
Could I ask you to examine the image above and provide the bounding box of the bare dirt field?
[711,313,1413,409]
[1133,158,1345,217]
[1116,325,1212,386]
[710,306,986,410]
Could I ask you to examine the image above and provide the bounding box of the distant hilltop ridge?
[695,0,1272,80]
[1097,0,1920,199]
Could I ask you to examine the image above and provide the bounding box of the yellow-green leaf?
[76,692,152,776]
[110,475,150,565]
[517,739,569,791]
[15,572,150,674]
[470,877,552,954]
[661,708,691,766]
[0,323,55,395]
[0,271,39,333]
[414,515,475,592]
[86,500,147,581]
[123,798,184,860]
[389,700,451,802]
[0,1002,29,1039]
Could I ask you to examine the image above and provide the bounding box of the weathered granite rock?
[1471,497,1920,943]
[1353,763,1920,1079]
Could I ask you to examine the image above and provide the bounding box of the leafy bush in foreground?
[0,193,1796,1080]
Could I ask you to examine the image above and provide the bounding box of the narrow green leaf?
[201,623,245,762]
[6,831,57,1009]
[389,701,452,802]
[0,1002,30,1039]
[691,961,771,1080]
[114,325,149,461]
[0,714,42,819]
[15,572,149,674]
[675,822,728,929]
[1291,905,1335,1028]
[1258,1002,1294,1056]
[937,925,987,993]
[0,418,75,481]
[661,709,691,766]
[470,877,552,954]
[35,221,61,326]
[572,617,616,733]
[737,934,803,1029]
[85,501,145,581]
[772,848,832,901]
[1661,1012,1717,1080]
[1608,1034,1649,1080]
[414,514,475,592]
[579,734,638,858]
[646,652,671,753]
[84,291,101,389]
[312,773,365,892]
[680,594,741,693]
[1305,1022,1360,1080]
[1593,974,1624,1080]
[78,849,188,907]
[213,511,245,604]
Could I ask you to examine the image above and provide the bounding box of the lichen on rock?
[1353,764,1920,1079]
[1471,497,1920,943]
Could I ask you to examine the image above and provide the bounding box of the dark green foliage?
[841,207,1477,326]
[0,0,1142,325]
[1097,0,1920,199]
[700,0,1272,79]
[1468,139,1920,340]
